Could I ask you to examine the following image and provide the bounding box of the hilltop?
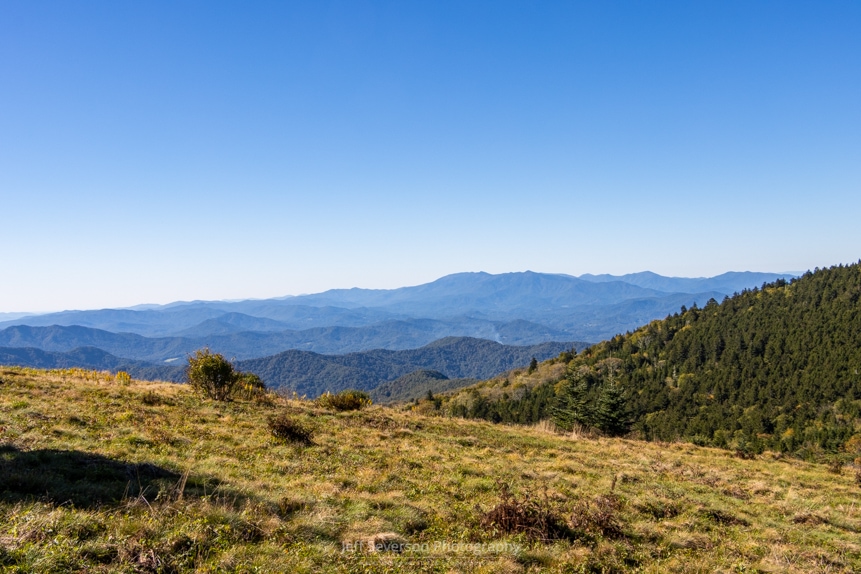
[1,367,859,572]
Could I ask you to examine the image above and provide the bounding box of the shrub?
[316,389,372,411]
[569,494,625,538]
[141,390,164,406]
[186,349,239,401]
[480,481,571,541]
[115,371,132,385]
[268,414,313,444]
[185,348,265,402]
[236,372,267,400]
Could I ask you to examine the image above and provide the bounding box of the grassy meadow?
[1,367,860,573]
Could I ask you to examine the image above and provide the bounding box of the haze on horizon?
[2,1,859,313]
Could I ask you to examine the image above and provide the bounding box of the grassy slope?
[0,368,859,573]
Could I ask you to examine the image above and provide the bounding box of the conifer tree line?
[450,262,861,457]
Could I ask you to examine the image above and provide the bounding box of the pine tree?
[594,382,629,436]
[552,378,592,431]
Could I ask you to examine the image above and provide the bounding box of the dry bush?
[480,481,571,541]
[533,420,559,434]
[268,413,313,445]
[141,390,165,406]
[235,372,267,401]
[569,494,625,538]
[316,390,371,411]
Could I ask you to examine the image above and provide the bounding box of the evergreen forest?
[444,262,861,457]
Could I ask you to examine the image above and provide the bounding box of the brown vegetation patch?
[316,390,372,411]
[791,512,827,525]
[267,413,313,445]
[479,482,572,541]
[700,507,750,527]
[634,497,680,520]
[570,494,625,538]
[141,390,169,406]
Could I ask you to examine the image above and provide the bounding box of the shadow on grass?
[0,443,189,508]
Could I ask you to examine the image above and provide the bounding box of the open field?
[1,367,860,573]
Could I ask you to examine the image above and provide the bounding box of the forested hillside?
[370,369,479,404]
[439,263,861,457]
[238,337,580,396]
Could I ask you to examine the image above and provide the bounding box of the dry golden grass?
[1,366,860,572]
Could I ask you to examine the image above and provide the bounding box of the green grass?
[1,366,860,572]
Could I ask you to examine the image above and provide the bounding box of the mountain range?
[0,270,796,398]
[1,270,793,346]
[0,337,581,400]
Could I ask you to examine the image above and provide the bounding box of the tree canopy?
[447,262,861,457]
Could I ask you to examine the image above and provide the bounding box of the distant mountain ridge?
[0,269,801,403]
[0,337,584,398]
[0,271,795,354]
[0,319,574,362]
[577,271,797,296]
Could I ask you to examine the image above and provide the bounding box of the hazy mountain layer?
[237,337,582,396]
[0,319,573,362]
[0,337,584,399]
[577,271,796,296]
[0,271,797,361]
[0,305,401,338]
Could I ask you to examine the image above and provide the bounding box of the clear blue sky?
[2,1,859,312]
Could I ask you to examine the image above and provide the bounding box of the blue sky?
[1,1,859,312]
